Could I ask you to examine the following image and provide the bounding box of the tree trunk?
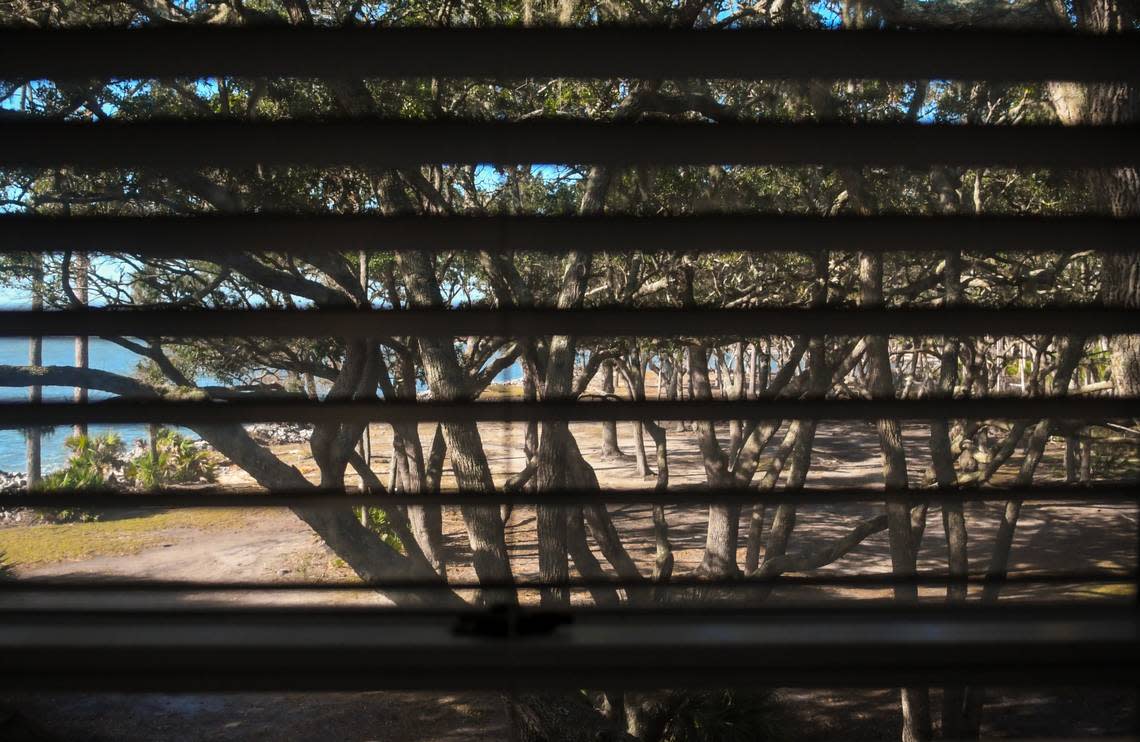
[961,337,1086,735]
[621,352,653,478]
[391,343,447,577]
[642,419,673,586]
[984,337,1085,602]
[690,343,740,578]
[927,164,972,738]
[533,165,615,609]
[396,249,515,605]
[357,249,372,494]
[73,250,89,438]
[1065,434,1080,483]
[760,419,817,571]
[148,423,160,473]
[1049,5,1138,381]
[198,418,456,608]
[512,692,636,742]
[752,251,830,580]
[524,361,539,463]
[728,341,746,459]
[26,257,42,489]
[1074,56,1138,397]
[757,339,770,396]
[599,360,625,459]
[860,250,931,742]
[669,351,685,432]
[1081,438,1092,483]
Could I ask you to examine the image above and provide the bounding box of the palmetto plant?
[41,433,126,491]
[127,429,217,489]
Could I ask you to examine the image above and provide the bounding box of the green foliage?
[662,690,778,742]
[38,433,127,521]
[1089,433,1140,479]
[363,507,404,552]
[126,428,218,489]
[40,455,106,491]
[40,433,125,491]
[36,431,216,521]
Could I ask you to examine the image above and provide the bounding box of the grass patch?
[480,382,524,399]
[0,509,251,568]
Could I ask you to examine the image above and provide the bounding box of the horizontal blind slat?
[1,397,1136,425]
[2,28,1136,82]
[4,120,1138,168]
[1,307,1136,338]
[2,214,1137,256]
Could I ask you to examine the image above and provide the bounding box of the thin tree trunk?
[26,257,42,489]
[631,421,650,477]
[963,337,1085,735]
[690,343,740,578]
[148,423,159,472]
[623,351,653,478]
[728,341,746,459]
[534,164,613,608]
[523,361,539,464]
[396,247,515,605]
[757,338,770,396]
[386,437,399,493]
[357,250,372,524]
[983,337,1085,603]
[928,165,970,738]
[642,419,673,586]
[1081,438,1092,483]
[669,351,685,432]
[860,250,931,742]
[73,250,89,438]
[1055,21,1139,393]
[599,360,625,459]
[1065,434,1080,483]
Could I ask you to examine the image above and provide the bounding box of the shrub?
[662,690,778,742]
[37,433,128,522]
[39,432,127,499]
[126,428,217,489]
[37,431,217,521]
[363,507,404,552]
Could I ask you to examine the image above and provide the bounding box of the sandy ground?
[8,420,1136,604]
[2,416,1136,740]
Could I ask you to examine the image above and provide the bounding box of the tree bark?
[1048,4,1139,390]
[690,343,740,578]
[73,250,89,438]
[860,250,931,742]
[357,248,372,526]
[396,248,515,605]
[728,341,746,459]
[618,351,654,478]
[512,692,636,742]
[599,360,625,459]
[26,257,43,489]
[533,164,614,608]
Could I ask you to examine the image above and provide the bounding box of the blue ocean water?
[0,337,523,474]
[0,337,161,473]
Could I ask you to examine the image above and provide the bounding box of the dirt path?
[4,508,392,609]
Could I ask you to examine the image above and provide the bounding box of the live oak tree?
[1,0,1137,740]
